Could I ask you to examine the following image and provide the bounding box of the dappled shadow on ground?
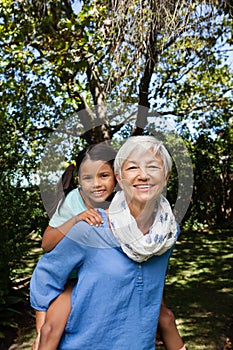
[163,228,233,350]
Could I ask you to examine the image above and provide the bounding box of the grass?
[158,228,233,350]
[9,228,233,349]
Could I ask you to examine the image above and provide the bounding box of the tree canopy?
[1,0,233,144]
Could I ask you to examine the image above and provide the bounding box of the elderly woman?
[30,136,181,350]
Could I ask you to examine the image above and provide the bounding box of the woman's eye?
[148,165,159,169]
[127,166,138,170]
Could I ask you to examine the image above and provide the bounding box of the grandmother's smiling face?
[116,148,169,206]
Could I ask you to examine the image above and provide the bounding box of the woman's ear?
[164,172,170,185]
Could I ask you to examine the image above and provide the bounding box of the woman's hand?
[75,209,104,227]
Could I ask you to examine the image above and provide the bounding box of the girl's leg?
[158,303,185,350]
[38,284,73,350]
[33,311,46,350]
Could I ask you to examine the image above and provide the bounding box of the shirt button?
[138,265,142,269]
[138,276,142,280]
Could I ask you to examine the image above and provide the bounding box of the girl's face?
[78,159,115,208]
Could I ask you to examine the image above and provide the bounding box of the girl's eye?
[101,173,110,178]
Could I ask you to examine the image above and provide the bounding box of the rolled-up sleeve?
[30,226,86,311]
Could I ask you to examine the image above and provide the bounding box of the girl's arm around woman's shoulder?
[42,211,104,252]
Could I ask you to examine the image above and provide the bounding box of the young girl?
[33,141,185,350]
[33,142,117,350]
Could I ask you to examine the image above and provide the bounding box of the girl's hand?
[75,209,104,226]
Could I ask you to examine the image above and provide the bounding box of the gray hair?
[114,136,172,178]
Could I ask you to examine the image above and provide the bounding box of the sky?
[71,0,83,14]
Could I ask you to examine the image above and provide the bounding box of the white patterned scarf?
[108,191,179,262]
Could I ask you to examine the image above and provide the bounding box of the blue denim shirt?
[30,210,177,350]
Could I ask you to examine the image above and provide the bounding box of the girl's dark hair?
[50,142,117,216]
